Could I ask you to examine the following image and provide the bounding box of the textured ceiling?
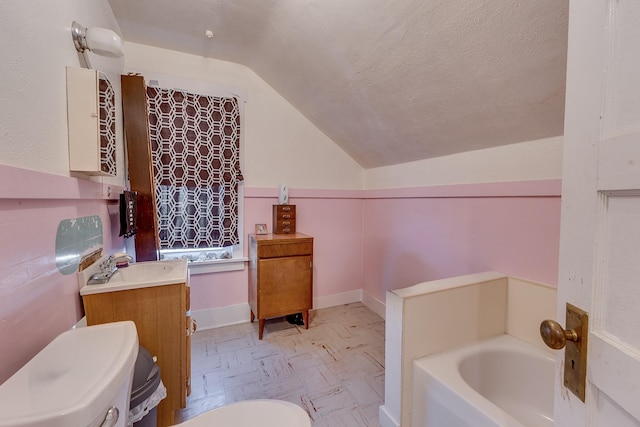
[108,0,569,168]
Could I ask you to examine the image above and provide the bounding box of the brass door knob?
[540,319,579,350]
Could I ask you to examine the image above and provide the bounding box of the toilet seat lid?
[174,399,311,427]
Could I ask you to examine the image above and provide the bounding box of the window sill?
[187,257,248,275]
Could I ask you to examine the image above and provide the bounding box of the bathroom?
[2,0,639,426]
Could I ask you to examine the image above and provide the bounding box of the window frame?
[138,71,248,274]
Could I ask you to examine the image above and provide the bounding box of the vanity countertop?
[79,258,188,296]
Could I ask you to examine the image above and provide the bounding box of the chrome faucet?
[112,254,134,265]
[87,254,134,285]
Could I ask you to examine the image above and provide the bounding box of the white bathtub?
[412,334,554,427]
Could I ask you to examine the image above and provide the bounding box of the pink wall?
[362,180,562,301]
[189,188,365,310]
[0,165,124,383]
[0,167,561,383]
[190,181,561,310]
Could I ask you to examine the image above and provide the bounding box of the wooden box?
[272,204,296,234]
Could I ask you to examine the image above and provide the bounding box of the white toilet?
[0,321,139,427]
[0,322,311,427]
[173,399,311,427]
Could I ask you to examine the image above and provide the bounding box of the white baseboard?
[192,303,251,331]
[192,289,387,331]
[379,405,400,427]
[362,290,386,319]
[313,289,362,309]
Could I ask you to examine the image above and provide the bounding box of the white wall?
[0,0,562,193]
[0,0,127,384]
[0,0,125,185]
[364,136,563,189]
[124,43,364,190]
[0,0,564,192]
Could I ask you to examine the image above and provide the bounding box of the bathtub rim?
[412,334,555,427]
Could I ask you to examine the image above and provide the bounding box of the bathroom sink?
[0,321,138,427]
[110,259,186,285]
[80,258,188,295]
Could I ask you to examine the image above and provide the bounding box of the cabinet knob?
[283,214,291,219]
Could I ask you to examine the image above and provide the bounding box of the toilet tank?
[0,321,139,427]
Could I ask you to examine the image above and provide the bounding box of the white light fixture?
[71,21,124,58]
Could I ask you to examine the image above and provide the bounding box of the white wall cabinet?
[66,67,116,176]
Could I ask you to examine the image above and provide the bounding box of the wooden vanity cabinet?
[82,282,190,427]
[249,233,313,339]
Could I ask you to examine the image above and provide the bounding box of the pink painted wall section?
[0,165,123,383]
[362,180,562,302]
[188,188,365,311]
[245,189,364,297]
[196,183,561,310]
[0,171,561,381]
[188,269,248,311]
[292,195,364,298]
[245,189,364,298]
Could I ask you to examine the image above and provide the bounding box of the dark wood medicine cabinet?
[121,74,160,261]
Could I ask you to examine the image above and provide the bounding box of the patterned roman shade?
[146,86,243,249]
[98,76,116,175]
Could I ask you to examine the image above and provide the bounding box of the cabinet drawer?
[258,241,312,258]
[273,205,296,216]
[273,220,296,234]
[274,212,296,220]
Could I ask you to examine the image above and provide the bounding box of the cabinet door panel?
[259,255,311,318]
[82,283,187,427]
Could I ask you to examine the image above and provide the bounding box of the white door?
[557,0,640,425]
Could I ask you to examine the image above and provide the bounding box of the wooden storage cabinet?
[82,282,190,427]
[249,233,313,339]
[121,75,161,261]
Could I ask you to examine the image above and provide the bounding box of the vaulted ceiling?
[108,0,569,168]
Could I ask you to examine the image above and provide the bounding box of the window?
[146,85,244,271]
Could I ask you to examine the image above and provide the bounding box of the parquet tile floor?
[175,302,385,426]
